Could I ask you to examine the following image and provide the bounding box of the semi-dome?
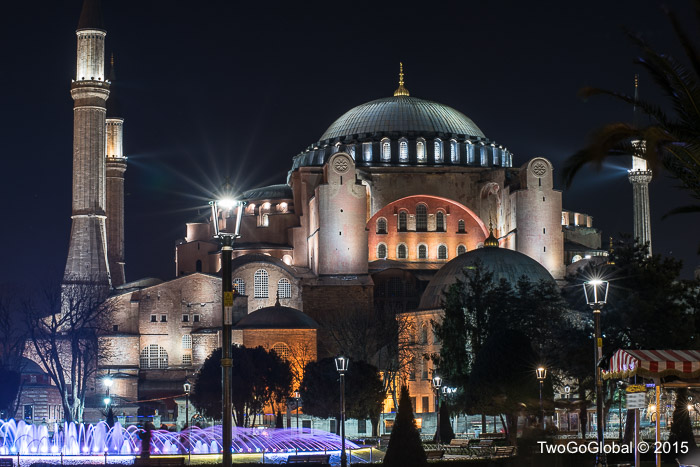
[418,247,556,310]
[320,96,485,141]
[234,304,318,330]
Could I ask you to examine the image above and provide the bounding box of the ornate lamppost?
[210,198,244,467]
[183,379,191,429]
[432,375,442,447]
[335,356,349,467]
[103,375,113,410]
[583,278,609,467]
[294,391,301,430]
[535,367,547,428]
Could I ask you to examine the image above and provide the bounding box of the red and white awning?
[603,349,700,380]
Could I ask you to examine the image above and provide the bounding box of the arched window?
[261,213,269,227]
[398,211,407,231]
[399,138,408,162]
[436,211,445,232]
[254,269,269,298]
[434,139,443,163]
[420,324,428,344]
[480,145,488,166]
[272,342,290,360]
[278,278,292,299]
[416,139,426,163]
[397,244,407,259]
[376,218,387,234]
[233,278,246,296]
[381,138,391,162]
[377,243,387,259]
[450,140,459,163]
[182,334,192,349]
[572,254,583,263]
[438,245,448,260]
[363,142,373,161]
[140,344,168,369]
[348,145,356,160]
[457,219,466,233]
[195,260,202,272]
[466,142,474,164]
[457,244,467,256]
[418,244,427,259]
[416,204,427,231]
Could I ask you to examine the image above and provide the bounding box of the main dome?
[319,96,485,141]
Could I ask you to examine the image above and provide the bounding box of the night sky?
[1,0,698,289]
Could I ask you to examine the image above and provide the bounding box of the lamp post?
[432,375,442,448]
[535,367,547,428]
[583,278,609,467]
[294,391,301,431]
[210,198,244,467]
[335,356,349,467]
[104,375,113,411]
[183,379,191,429]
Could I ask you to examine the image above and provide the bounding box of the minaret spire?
[628,74,653,256]
[393,62,410,97]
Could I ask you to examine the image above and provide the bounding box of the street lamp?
[183,379,191,429]
[335,356,349,467]
[535,367,547,428]
[583,278,609,467]
[294,391,301,430]
[104,375,113,410]
[210,197,244,467]
[432,375,442,448]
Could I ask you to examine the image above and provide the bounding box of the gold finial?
[393,62,410,97]
[483,216,499,248]
[111,53,114,68]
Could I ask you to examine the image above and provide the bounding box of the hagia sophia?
[23,0,610,435]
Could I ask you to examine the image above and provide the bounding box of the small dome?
[241,184,292,201]
[418,247,556,310]
[234,305,318,330]
[319,96,485,141]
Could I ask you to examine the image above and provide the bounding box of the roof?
[231,254,297,276]
[319,96,485,141]
[234,304,318,330]
[77,0,105,31]
[242,184,292,201]
[418,247,555,310]
[604,349,700,380]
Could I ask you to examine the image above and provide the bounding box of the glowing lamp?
[218,198,237,210]
[583,279,609,309]
[536,367,547,381]
[183,379,191,394]
[104,397,111,405]
[432,375,442,390]
[335,356,349,374]
[104,375,113,388]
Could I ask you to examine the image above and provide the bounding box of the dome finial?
[394,62,410,97]
[484,216,499,248]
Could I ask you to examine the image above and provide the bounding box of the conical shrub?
[383,385,427,467]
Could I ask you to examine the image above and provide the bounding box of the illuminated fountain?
[0,420,360,457]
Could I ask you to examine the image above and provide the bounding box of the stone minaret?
[64,0,112,286]
[628,75,653,255]
[106,55,127,287]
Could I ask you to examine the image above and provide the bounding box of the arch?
[458,219,466,233]
[457,244,467,256]
[418,243,428,259]
[434,138,443,163]
[140,344,168,369]
[377,243,387,259]
[399,138,409,162]
[572,254,583,263]
[381,138,391,162]
[398,211,408,231]
[416,204,427,231]
[397,243,408,259]
[195,260,202,272]
[437,244,448,260]
[376,217,387,234]
[436,211,445,232]
[420,323,428,344]
[450,139,459,163]
[233,278,246,296]
[362,142,373,161]
[272,342,291,360]
[416,138,426,163]
[182,334,192,350]
[254,269,269,298]
[466,141,474,164]
[278,278,292,299]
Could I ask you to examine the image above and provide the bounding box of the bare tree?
[26,280,113,423]
[0,286,27,419]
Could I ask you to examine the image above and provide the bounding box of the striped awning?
[603,349,700,380]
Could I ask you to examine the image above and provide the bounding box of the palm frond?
[660,204,700,218]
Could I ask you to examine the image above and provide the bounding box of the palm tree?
[562,3,700,224]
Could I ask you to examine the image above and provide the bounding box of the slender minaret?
[64,0,111,286]
[628,74,653,255]
[106,54,127,287]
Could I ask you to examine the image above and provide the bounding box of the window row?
[356,139,512,166]
[237,271,293,299]
[150,313,201,323]
[377,213,467,233]
[376,243,467,260]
